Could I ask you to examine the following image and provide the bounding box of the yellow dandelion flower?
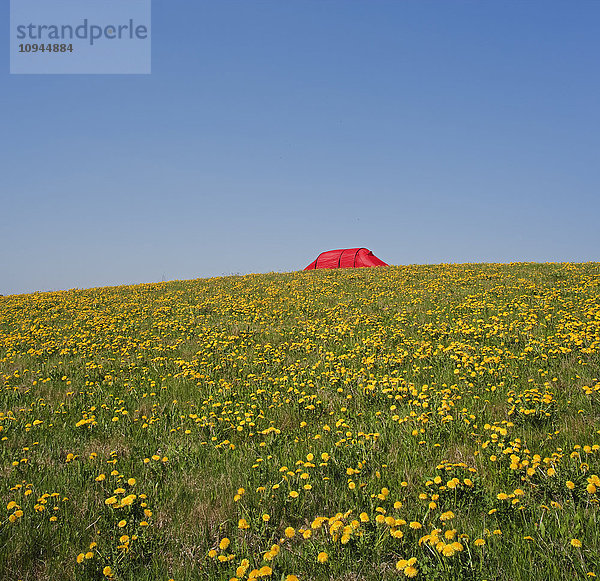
[284,526,295,538]
[317,551,328,563]
[396,559,408,571]
[571,538,582,548]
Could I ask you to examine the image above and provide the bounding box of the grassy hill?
[1,263,599,580]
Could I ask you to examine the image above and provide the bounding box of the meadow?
[1,262,599,581]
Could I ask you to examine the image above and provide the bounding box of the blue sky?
[2,0,599,295]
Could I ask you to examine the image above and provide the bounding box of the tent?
[304,248,388,270]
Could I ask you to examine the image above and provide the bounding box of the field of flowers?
[1,263,599,580]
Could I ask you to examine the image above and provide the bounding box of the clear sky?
[2,0,599,295]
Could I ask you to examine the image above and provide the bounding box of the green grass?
[0,262,599,580]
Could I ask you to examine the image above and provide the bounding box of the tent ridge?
[303,248,388,270]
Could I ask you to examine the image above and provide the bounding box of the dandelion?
[474,538,485,546]
[404,558,418,578]
[219,537,230,550]
[571,538,582,548]
[317,551,328,563]
[284,526,295,538]
[396,559,408,571]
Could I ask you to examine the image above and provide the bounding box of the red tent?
[304,248,388,270]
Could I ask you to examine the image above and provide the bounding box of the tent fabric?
[304,248,388,270]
